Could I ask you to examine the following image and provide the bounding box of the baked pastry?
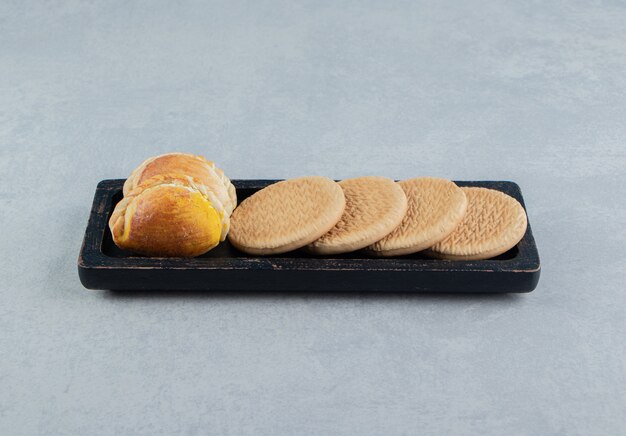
[367,177,467,256]
[123,152,236,216]
[109,175,224,257]
[110,152,237,257]
[306,176,407,255]
[228,176,346,255]
[426,187,527,260]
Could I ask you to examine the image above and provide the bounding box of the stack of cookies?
[228,176,527,260]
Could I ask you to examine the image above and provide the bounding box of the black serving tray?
[78,179,540,293]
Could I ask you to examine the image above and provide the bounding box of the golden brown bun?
[109,177,223,257]
[123,152,237,216]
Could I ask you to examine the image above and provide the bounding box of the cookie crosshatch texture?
[228,176,346,255]
[367,177,468,256]
[307,176,408,255]
[427,187,528,260]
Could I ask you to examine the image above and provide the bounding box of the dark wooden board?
[78,180,540,293]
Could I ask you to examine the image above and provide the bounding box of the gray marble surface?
[1,1,625,435]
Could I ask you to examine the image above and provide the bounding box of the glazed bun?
[123,152,236,215]
[110,153,236,257]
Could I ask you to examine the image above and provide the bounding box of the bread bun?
[109,176,223,257]
[110,153,237,257]
[123,152,236,215]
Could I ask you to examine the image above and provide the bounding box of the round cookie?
[367,177,467,256]
[426,187,527,260]
[228,176,346,255]
[307,176,407,255]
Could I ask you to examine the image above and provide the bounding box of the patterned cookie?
[228,176,346,255]
[367,177,467,256]
[426,187,527,260]
[306,176,407,255]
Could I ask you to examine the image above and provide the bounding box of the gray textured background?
[1,1,625,435]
